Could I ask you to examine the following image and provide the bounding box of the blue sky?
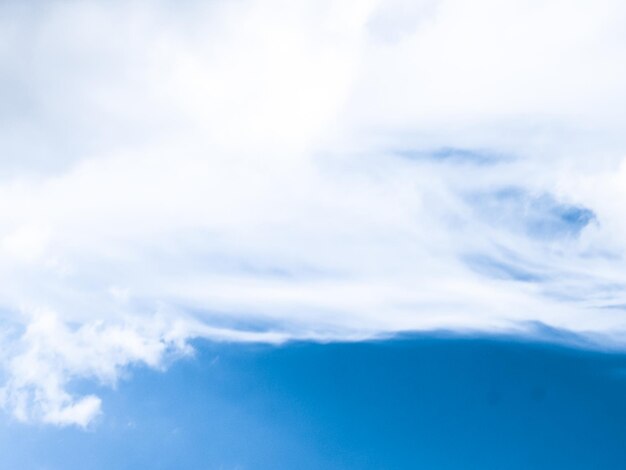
[2,336,626,469]
[2,0,626,466]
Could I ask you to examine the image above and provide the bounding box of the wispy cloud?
[2,0,626,426]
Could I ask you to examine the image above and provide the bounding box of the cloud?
[2,0,626,425]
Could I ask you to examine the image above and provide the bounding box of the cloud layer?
[2,0,626,425]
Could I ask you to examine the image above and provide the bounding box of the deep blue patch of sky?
[2,335,626,469]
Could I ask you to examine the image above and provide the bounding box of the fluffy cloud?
[2,0,626,426]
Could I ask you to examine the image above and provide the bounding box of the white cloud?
[2,0,626,426]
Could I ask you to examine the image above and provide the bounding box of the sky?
[2,336,626,469]
[2,0,626,465]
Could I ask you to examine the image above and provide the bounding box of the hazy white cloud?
[2,0,626,425]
